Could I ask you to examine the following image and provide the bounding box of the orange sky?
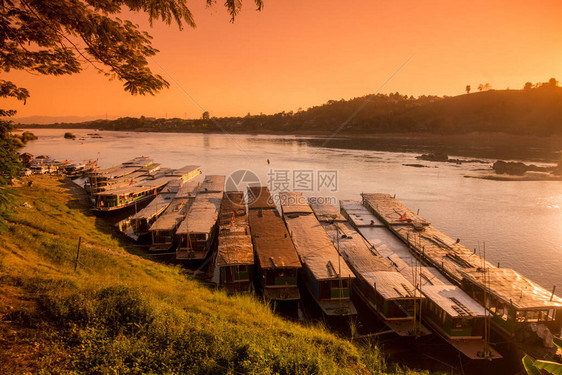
[5,0,562,122]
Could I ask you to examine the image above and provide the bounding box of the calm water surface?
[22,129,562,290]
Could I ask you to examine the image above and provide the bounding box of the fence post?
[74,237,82,272]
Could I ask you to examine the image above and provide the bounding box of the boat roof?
[149,198,190,231]
[248,209,301,269]
[219,191,246,225]
[174,181,199,199]
[362,271,422,300]
[422,284,488,318]
[322,221,420,299]
[393,224,495,282]
[310,201,346,222]
[92,157,152,179]
[216,192,253,267]
[340,200,385,227]
[176,192,223,235]
[279,192,313,214]
[284,212,354,280]
[199,175,225,193]
[166,165,201,177]
[95,176,176,196]
[130,194,173,220]
[362,193,430,226]
[460,268,562,310]
[159,179,185,194]
[247,186,276,210]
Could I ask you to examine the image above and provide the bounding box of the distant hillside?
[22,85,562,136]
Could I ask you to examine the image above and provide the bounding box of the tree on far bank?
[466,85,471,94]
[524,82,534,90]
[0,0,263,184]
[202,111,210,120]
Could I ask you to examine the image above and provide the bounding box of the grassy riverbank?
[0,176,424,374]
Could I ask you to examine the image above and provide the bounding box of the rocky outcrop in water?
[492,160,554,175]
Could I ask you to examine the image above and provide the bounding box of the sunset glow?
[7,0,562,122]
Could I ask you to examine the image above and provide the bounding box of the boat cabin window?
[516,309,555,323]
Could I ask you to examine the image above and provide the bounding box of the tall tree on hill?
[0,0,263,184]
[465,85,471,94]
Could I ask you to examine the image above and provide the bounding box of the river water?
[22,129,562,291]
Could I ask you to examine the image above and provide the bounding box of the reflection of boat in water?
[280,192,356,317]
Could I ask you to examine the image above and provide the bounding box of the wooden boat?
[280,192,356,316]
[359,194,562,352]
[360,193,494,283]
[88,156,154,194]
[210,191,254,292]
[248,206,302,301]
[312,201,428,337]
[176,175,225,260]
[340,200,502,358]
[460,268,562,350]
[147,181,199,252]
[91,165,201,213]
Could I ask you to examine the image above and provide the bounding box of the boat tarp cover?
[199,175,225,193]
[247,186,276,210]
[149,198,190,231]
[283,212,354,280]
[422,284,488,317]
[460,268,562,310]
[176,192,223,235]
[278,192,313,214]
[322,220,420,300]
[340,200,385,227]
[248,209,301,269]
[216,192,254,267]
[362,193,430,226]
[310,201,346,222]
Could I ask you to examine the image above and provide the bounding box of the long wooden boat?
[360,193,562,352]
[88,156,154,194]
[210,191,254,292]
[360,193,493,283]
[460,268,562,349]
[248,203,302,301]
[125,179,187,237]
[147,181,199,252]
[312,201,428,337]
[280,192,356,316]
[91,165,201,213]
[176,175,225,260]
[341,200,502,359]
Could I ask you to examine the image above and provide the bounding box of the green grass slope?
[0,176,425,375]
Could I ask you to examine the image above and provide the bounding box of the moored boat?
[176,175,225,260]
[312,200,428,337]
[340,200,502,358]
[210,191,254,292]
[247,193,302,301]
[280,192,356,317]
